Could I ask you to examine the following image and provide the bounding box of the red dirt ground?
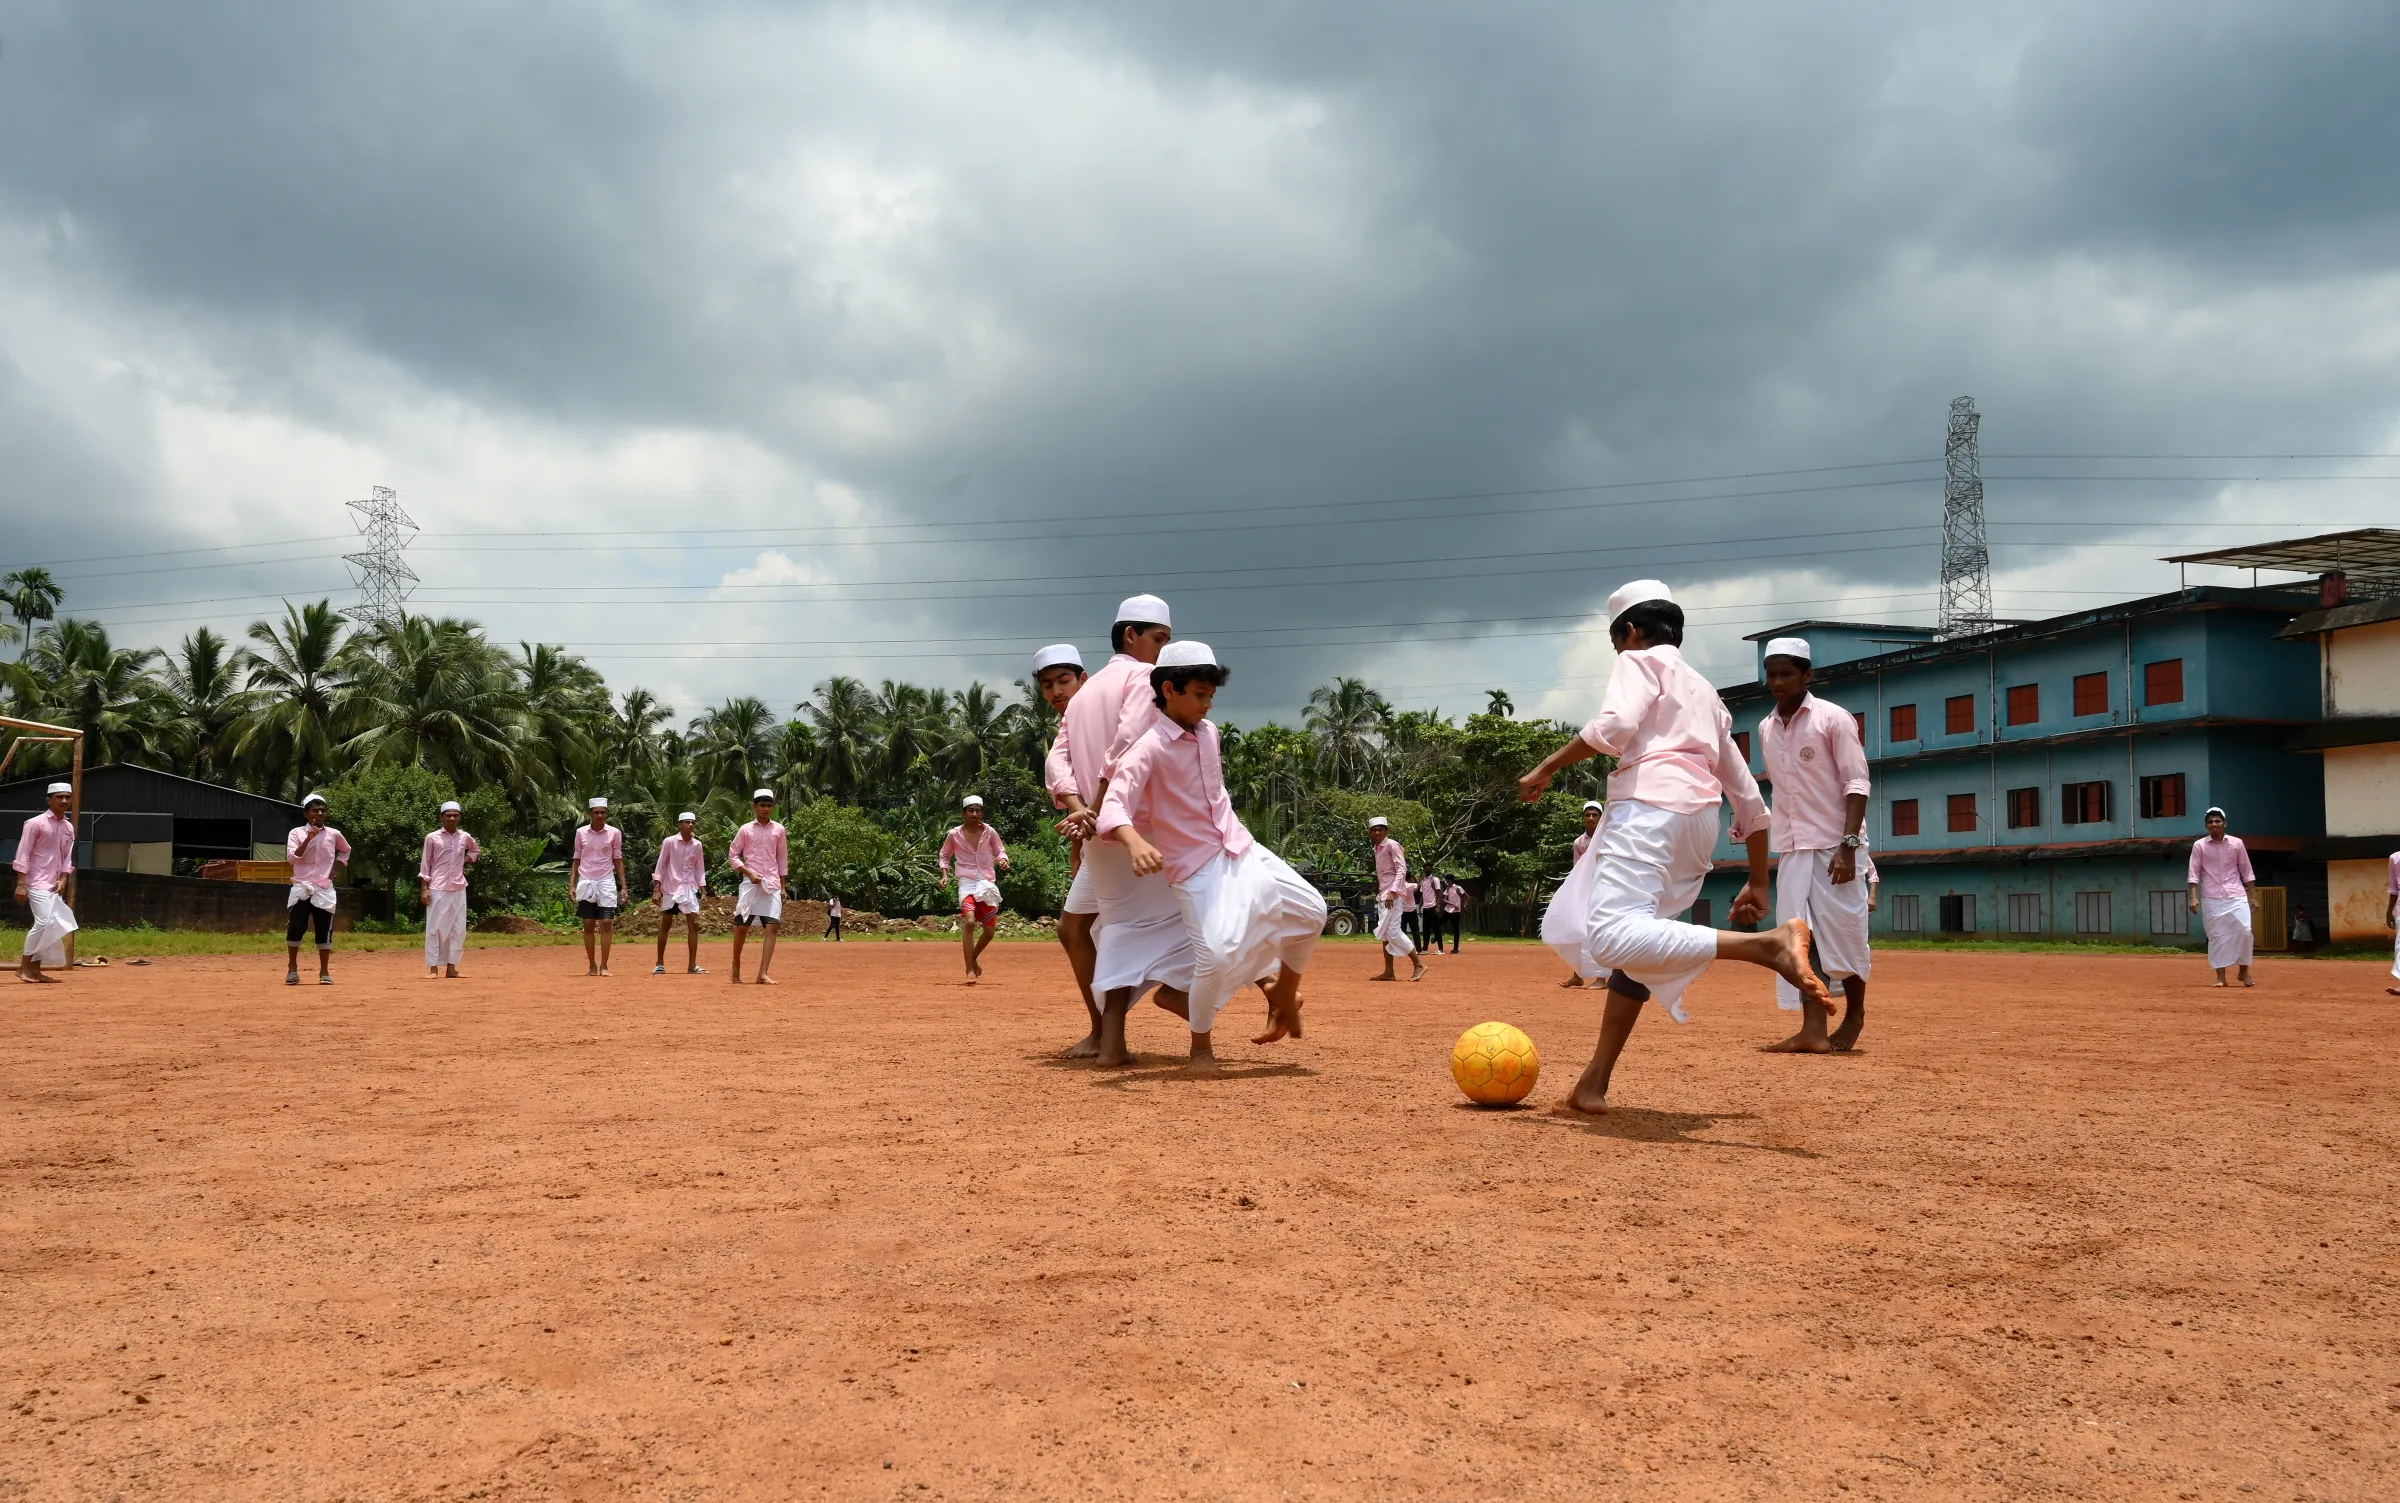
[4,940,2395,1501]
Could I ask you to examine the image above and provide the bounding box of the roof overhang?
[2166,528,2400,598]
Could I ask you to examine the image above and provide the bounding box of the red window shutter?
[1853,711,1868,744]
[2144,659,2184,705]
[2005,684,2039,725]
[1891,799,1919,837]
[1945,695,1975,735]
[1947,793,1978,833]
[2073,672,2109,716]
[1890,704,1917,741]
[1733,731,1751,761]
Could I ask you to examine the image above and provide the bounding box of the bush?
[324,764,456,910]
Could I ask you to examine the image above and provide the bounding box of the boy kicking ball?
[419,800,480,979]
[1097,641,1324,1071]
[653,812,707,975]
[939,794,1011,983]
[729,790,787,985]
[572,798,629,977]
[1521,580,1830,1114]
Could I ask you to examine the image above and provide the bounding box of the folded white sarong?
[423,888,468,966]
[23,887,77,967]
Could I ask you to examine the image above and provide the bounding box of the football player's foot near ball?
[1565,1068,1611,1115]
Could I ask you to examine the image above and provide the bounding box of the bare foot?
[1059,1034,1101,1059]
[1760,1028,1834,1054]
[1095,1044,1133,1068]
[1410,962,1425,982]
[1559,975,1586,988]
[1368,973,1395,982]
[599,968,611,977]
[1182,1054,1223,1075]
[756,974,778,986]
[585,967,600,977]
[1765,919,1832,1009]
[1251,994,1303,1045]
[1565,1080,1609,1114]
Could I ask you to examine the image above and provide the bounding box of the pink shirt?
[1373,837,1409,901]
[1579,644,1766,835]
[572,823,623,880]
[1094,718,1254,884]
[1057,653,1162,807]
[1759,693,1872,853]
[2188,835,2255,900]
[287,824,351,887]
[939,824,1009,886]
[729,820,787,891]
[418,828,481,890]
[1441,882,1464,913]
[1419,875,1440,909]
[12,811,75,891]
[2389,850,2400,897]
[653,834,707,897]
[1044,731,1077,809]
[1573,828,1595,862]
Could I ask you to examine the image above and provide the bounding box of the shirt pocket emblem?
[1799,745,1817,762]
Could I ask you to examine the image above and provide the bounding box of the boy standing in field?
[1369,817,1422,982]
[1756,636,1873,1054]
[13,782,77,983]
[572,798,629,977]
[1439,873,1465,953]
[2187,807,2259,988]
[1521,580,1829,1114]
[653,811,707,975]
[1098,641,1324,1070]
[285,793,351,986]
[1033,643,1103,1052]
[419,799,480,979]
[1417,870,1443,956]
[939,794,1011,983]
[729,790,787,985]
[1556,800,1604,988]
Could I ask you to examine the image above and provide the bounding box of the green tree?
[801,675,878,803]
[323,762,455,905]
[512,642,607,795]
[1304,677,1390,790]
[937,681,1008,784]
[1485,689,1514,717]
[690,695,779,797]
[231,600,350,800]
[2,567,64,664]
[163,626,246,781]
[610,688,674,784]
[338,615,529,790]
[784,799,895,904]
[20,618,173,769]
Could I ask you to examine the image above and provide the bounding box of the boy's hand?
[13,879,26,905]
[1730,882,1767,926]
[1517,767,1552,803]
[1123,833,1165,876]
[419,883,430,908]
[1828,847,1856,885]
[997,855,1011,871]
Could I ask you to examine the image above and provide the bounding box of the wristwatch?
[1840,834,1864,850]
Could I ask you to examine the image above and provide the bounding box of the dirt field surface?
[5,942,2396,1501]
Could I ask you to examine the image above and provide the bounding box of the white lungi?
[22,887,77,967]
[574,876,618,910]
[1084,839,1195,996]
[1173,845,1327,1035]
[734,879,783,924]
[1772,846,1871,1011]
[423,889,468,966]
[659,885,701,916]
[289,881,338,913]
[1063,857,1100,916]
[1376,896,1415,958]
[958,877,1003,913]
[1541,798,1720,1022]
[2201,892,2253,969]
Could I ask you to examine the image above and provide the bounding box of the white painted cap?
[588,797,609,809]
[1367,816,1390,829]
[752,788,775,802]
[45,782,71,795]
[1607,579,1674,620]
[677,811,697,824]
[1763,636,1812,663]
[1115,593,1171,627]
[962,794,984,807]
[1583,800,1603,812]
[1156,640,1216,669]
[2205,805,2226,820]
[303,792,328,808]
[438,800,461,813]
[1032,643,1083,673]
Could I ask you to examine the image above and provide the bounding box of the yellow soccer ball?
[1451,1021,1540,1106]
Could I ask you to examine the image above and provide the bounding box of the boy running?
[1369,817,1422,982]
[1417,871,1442,956]
[729,790,786,984]
[13,783,77,983]
[940,794,1012,983]
[653,811,707,975]
[1034,643,1104,1052]
[1098,641,1324,1070]
[285,793,351,986]
[1756,637,1873,1053]
[1521,580,1829,1114]
[2187,807,2259,987]
[419,799,480,979]
[572,798,628,977]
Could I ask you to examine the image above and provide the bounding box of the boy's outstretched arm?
[1518,733,1601,802]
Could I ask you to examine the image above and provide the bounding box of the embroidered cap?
[752,788,776,803]
[1115,593,1172,628]
[962,794,984,808]
[45,781,71,795]
[677,811,697,824]
[1607,579,1674,621]
[1156,640,1217,669]
[303,791,329,808]
[588,797,609,810]
[1032,643,1083,673]
[438,800,461,814]
[1367,816,1390,829]
[1763,636,1812,663]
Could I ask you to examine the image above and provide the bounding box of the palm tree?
[998,677,1059,776]
[1304,677,1391,790]
[338,615,530,788]
[513,642,607,794]
[937,682,1008,784]
[610,688,674,784]
[689,696,779,796]
[1485,689,1514,717]
[773,718,820,806]
[872,679,942,788]
[229,600,351,800]
[802,676,879,803]
[20,619,173,768]
[2,567,64,663]
[163,626,246,780]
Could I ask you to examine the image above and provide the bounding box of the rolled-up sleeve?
[1832,711,1871,797]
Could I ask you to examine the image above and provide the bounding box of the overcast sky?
[4,1,2398,727]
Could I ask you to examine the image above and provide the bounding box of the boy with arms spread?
[285,793,351,986]
[1756,637,1873,1053]
[13,783,77,983]
[1033,643,1105,1052]
[653,811,707,975]
[939,794,1011,983]
[1099,642,1323,1071]
[1522,580,1829,1114]
[572,798,629,977]
[1368,817,1422,982]
[419,800,480,979]
[729,790,787,985]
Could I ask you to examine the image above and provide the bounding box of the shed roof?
[2164,527,2400,598]
[0,763,302,823]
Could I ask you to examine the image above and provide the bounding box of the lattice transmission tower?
[343,485,419,628]
[1938,396,1992,637]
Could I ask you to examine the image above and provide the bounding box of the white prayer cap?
[1607,579,1674,620]
[751,787,776,802]
[2204,805,2227,820]
[438,800,461,813]
[1367,816,1390,829]
[1156,640,1217,669]
[302,791,328,808]
[1763,636,1812,663]
[962,794,985,809]
[677,811,697,823]
[1583,800,1603,812]
[1115,593,1171,627]
[45,781,71,795]
[1032,643,1083,673]
[588,796,609,809]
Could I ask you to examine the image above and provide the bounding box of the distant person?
[940,794,1011,983]
[728,790,787,985]
[1756,636,1873,1055]
[13,781,77,983]
[2187,806,2258,988]
[285,793,351,986]
[1863,852,1879,914]
[2385,850,2399,997]
[1032,642,1099,1047]
[1438,873,1465,953]
[1416,871,1442,956]
[652,811,707,975]
[1558,800,1603,988]
[1368,816,1422,982]
[572,798,629,978]
[824,892,844,942]
[1398,864,1423,953]
[418,799,480,980]
[2288,904,2316,953]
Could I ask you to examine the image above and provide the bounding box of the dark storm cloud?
[2,1,2396,717]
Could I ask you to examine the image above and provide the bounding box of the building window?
[2139,772,2186,819]
[1947,793,1977,833]
[2149,890,2190,936]
[1890,703,1918,741]
[1945,695,1975,735]
[2145,658,2184,705]
[2005,684,2039,725]
[2006,787,2041,828]
[1853,711,1867,745]
[1939,894,1976,933]
[2075,891,2112,934]
[2074,672,2110,716]
[1891,799,1920,837]
[1888,893,1921,932]
[1733,730,1751,761]
[2007,893,2042,933]
[2061,780,2111,824]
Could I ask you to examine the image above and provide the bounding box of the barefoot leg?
[1566,981,1646,1113]
[1829,975,1867,1051]
[1095,988,1135,1067]
[1149,985,1191,1020]
[1253,968,1305,1045]
[755,924,778,984]
[1057,910,1102,1055]
[960,916,976,981]
[1185,1030,1221,1073]
[1721,919,1832,1010]
[729,924,748,983]
[598,920,614,976]
[582,922,598,976]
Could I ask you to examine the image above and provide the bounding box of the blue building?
[1693,585,2326,943]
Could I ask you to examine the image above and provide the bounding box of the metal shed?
[0,764,303,874]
